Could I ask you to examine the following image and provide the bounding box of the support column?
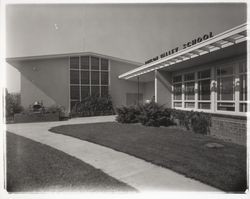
[137,76,140,105]
[154,70,158,103]
[211,66,216,112]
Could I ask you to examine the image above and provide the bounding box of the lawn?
[6,132,136,192]
[50,122,247,192]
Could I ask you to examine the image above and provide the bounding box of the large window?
[217,65,235,111]
[172,58,247,115]
[239,61,247,112]
[198,69,211,109]
[81,56,89,70]
[70,56,109,110]
[184,73,195,108]
[173,75,182,108]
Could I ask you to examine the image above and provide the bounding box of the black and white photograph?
[0,0,249,198]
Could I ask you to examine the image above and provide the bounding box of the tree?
[5,89,23,118]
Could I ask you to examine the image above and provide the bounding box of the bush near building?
[5,89,23,119]
[13,104,66,123]
[116,102,211,135]
[116,105,141,123]
[137,102,173,127]
[171,109,211,135]
[116,102,174,127]
[71,95,114,117]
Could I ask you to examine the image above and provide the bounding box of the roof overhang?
[6,51,142,67]
[119,23,247,80]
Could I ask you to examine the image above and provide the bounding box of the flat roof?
[119,23,247,80]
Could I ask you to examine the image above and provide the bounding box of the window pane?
[173,84,182,100]
[198,69,210,79]
[81,56,89,70]
[91,71,99,84]
[217,76,234,100]
[217,102,235,111]
[101,86,109,97]
[70,86,80,100]
[81,86,90,99]
[173,75,182,83]
[184,82,195,100]
[198,79,210,100]
[70,70,79,84]
[217,66,234,76]
[101,71,109,85]
[198,102,210,110]
[184,73,195,81]
[70,57,79,69]
[91,86,100,97]
[239,62,247,73]
[91,57,99,70]
[240,74,247,101]
[101,58,109,70]
[70,101,79,110]
[81,71,89,84]
[185,102,195,108]
[174,102,182,108]
[240,103,247,112]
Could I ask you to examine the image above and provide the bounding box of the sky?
[5,3,247,93]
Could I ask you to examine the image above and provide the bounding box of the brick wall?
[210,115,247,145]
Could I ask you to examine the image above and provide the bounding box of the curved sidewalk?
[6,116,221,192]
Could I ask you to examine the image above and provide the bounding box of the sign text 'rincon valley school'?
[145,32,213,64]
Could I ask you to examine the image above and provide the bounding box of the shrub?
[46,105,66,118]
[116,102,211,134]
[171,109,211,135]
[116,106,140,123]
[71,95,114,117]
[116,102,173,127]
[171,109,194,130]
[137,102,173,127]
[5,90,23,118]
[190,112,211,135]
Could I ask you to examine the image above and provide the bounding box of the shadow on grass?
[6,132,136,192]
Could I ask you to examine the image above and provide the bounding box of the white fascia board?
[119,23,247,79]
[6,51,142,67]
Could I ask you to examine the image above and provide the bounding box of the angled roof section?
[6,51,142,67]
[119,23,247,80]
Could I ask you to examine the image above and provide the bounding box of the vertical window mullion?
[172,83,174,108]
[89,56,92,95]
[69,56,71,111]
[194,72,198,110]
[235,63,240,113]
[211,66,216,112]
[108,59,110,94]
[181,75,184,108]
[99,57,101,97]
[79,56,81,101]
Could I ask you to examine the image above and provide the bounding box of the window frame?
[238,61,248,112]
[183,72,195,109]
[197,69,211,110]
[171,57,247,116]
[69,55,110,110]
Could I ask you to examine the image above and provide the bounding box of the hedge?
[71,95,114,117]
[116,102,211,135]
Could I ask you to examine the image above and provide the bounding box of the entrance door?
[126,93,143,106]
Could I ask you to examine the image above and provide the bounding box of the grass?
[6,132,136,192]
[50,122,247,192]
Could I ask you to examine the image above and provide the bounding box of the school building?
[7,23,248,144]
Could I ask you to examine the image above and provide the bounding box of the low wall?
[210,114,247,146]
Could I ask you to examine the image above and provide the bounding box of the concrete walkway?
[6,116,221,192]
